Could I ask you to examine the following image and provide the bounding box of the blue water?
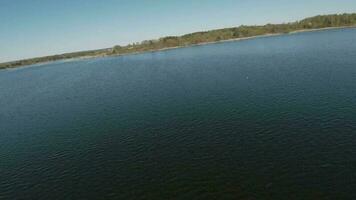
[1,28,356,199]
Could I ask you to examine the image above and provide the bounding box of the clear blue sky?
[1,0,356,62]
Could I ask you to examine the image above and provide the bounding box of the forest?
[1,13,356,69]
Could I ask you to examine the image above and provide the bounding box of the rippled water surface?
[1,28,356,199]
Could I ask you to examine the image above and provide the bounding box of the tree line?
[1,13,356,69]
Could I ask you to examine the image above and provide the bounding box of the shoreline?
[1,26,355,70]
[146,26,356,52]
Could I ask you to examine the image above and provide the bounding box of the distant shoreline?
[143,26,356,52]
[0,21,356,70]
[37,27,356,64]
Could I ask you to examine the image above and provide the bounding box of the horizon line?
[2,12,355,64]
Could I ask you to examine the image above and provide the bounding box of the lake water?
[1,28,356,199]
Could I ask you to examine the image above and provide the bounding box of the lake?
[1,28,356,199]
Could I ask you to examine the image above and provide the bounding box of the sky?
[1,0,356,62]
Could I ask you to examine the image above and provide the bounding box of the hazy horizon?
[1,0,356,62]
